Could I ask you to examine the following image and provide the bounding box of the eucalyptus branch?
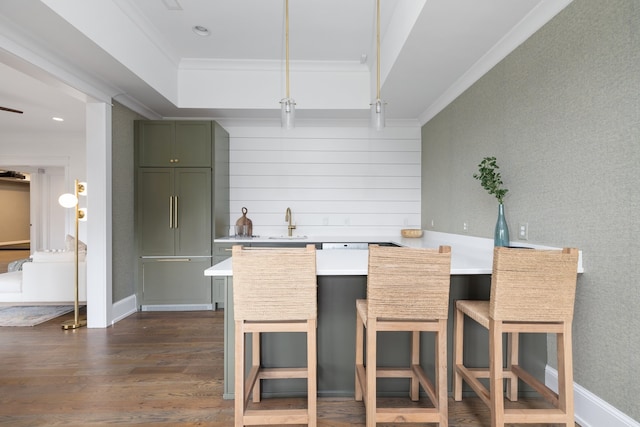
[473,156,508,204]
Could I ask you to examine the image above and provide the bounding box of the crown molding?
[180,58,369,73]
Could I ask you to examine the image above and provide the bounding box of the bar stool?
[355,244,452,427]
[232,244,317,427]
[453,246,579,427]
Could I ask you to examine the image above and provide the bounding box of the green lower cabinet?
[140,257,212,307]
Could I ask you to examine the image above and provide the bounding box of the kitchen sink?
[267,235,308,240]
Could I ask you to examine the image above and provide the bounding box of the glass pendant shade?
[370,98,385,131]
[281,98,296,129]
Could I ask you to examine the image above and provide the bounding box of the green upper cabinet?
[136,121,212,167]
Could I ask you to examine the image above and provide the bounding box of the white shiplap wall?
[225,125,421,237]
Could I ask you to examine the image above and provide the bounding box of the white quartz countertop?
[214,234,445,247]
[206,249,370,277]
[206,231,583,277]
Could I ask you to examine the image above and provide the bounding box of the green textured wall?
[421,0,639,420]
[112,101,146,303]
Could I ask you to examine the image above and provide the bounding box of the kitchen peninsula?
[206,231,583,399]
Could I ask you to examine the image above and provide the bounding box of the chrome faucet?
[285,207,296,237]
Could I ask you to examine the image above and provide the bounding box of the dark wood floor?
[0,309,578,426]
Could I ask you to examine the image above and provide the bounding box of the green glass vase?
[494,203,510,247]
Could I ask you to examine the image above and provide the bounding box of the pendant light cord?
[286,0,290,99]
[376,0,381,100]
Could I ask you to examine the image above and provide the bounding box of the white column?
[85,102,112,328]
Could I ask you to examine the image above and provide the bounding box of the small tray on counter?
[401,229,423,238]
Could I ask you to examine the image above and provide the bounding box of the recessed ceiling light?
[52,117,64,122]
[193,25,210,36]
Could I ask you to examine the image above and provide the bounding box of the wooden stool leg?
[558,322,575,426]
[453,306,464,401]
[489,319,505,427]
[436,319,449,427]
[235,321,245,427]
[355,312,364,401]
[308,319,317,427]
[366,319,377,427]
[410,330,420,401]
[252,332,261,403]
[506,332,519,401]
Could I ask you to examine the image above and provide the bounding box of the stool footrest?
[243,409,309,425]
[456,366,517,381]
[376,367,414,378]
[376,407,444,423]
[259,367,309,379]
[511,365,559,406]
[504,408,570,424]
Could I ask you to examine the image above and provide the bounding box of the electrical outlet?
[463,221,469,232]
[518,223,528,240]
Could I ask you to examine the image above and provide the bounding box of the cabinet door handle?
[174,196,179,228]
[157,258,191,262]
[169,196,174,228]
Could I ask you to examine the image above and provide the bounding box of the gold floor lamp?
[58,179,87,330]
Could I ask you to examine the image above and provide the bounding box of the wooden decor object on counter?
[401,228,423,238]
[234,207,253,237]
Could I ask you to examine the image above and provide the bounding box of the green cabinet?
[137,168,211,256]
[137,121,212,167]
[140,258,212,305]
[135,120,230,309]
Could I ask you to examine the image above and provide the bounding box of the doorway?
[0,170,30,272]
[0,166,66,272]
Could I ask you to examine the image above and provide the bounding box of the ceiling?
[0,0,573,134]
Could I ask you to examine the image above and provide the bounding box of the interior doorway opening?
[0,170,31,272]
[0,166,66,272]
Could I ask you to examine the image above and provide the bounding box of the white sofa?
[0,250,87,303]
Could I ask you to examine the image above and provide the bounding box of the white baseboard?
[111,294,137,325]
[546,365,639,427]
[140,304,213,311]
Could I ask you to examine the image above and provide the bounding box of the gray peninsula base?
[222,274,546,399]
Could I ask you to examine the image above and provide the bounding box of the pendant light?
[280,0,295,129]
[371,0,385,130]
